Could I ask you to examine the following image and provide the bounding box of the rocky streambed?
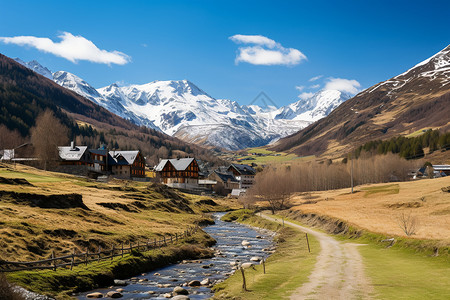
[77,212,275,299]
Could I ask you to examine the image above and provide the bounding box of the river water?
[77,213,274,299]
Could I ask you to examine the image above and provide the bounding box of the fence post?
[154,238,157,248]
[85,249,89,266]
[130,242,133,253]
[262,258,266,274]
[98,246,101,262]
[51,251,56,271]
[305,233,311,253]
[70,248,75,271]
[121,243,124,258]
[240,267,247,291]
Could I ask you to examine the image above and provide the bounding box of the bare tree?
[0,125,25,149]
[30,110,69,170]
[397,212,419,236]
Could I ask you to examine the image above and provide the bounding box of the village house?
[155,157,199,189]
[228,163,256,189]
[207,170,240,195]
[58,142,145,179]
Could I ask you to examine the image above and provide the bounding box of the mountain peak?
[14,58,53,80]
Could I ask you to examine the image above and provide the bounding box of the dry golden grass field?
[0,163,232,261]
[289,176,450,243]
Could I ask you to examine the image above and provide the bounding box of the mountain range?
[272,44,450,157]
[15,58,350,150]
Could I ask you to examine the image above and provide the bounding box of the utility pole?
[351,155,354,193]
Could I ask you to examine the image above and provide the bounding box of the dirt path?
[262,214,374,300]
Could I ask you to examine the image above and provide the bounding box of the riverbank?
[6,230,215,299]
[212,210,319,300]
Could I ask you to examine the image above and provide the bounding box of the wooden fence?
[0,226,199,272]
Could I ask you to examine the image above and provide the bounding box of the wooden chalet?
[155,158,199,188]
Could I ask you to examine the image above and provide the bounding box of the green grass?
[275,213,450,300]
[212,210,319,299]
[361,183,400,197]
[360,242,450,299]
[0,169,65,183]
[406,128,431,138]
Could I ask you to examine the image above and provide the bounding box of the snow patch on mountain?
[14,58,53,80]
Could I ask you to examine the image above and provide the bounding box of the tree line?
[246,153,422,213]
[354,129,450,159]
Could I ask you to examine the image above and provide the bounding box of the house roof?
[229,163,256,175]
[109,151,140,165]
[214,170,239,183]
[155,158,196,172]
[58,146,88,161]
[433,165,450,171]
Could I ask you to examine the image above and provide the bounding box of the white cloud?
[324,77,361,94]
[229,34,306,66]
[0,32,131,65]
[298,92,315,100]
[229,34,277,48]
[309,84,320,89]
[295,85,305,91]
[308,75,323,82]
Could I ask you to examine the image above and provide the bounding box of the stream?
[77,212,274,299]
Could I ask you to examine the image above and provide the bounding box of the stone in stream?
[113,280,127,286]
[241,240,250,246]
[250,256,262,262]
[87,292,103,298]
[172,296,190,300]
[256,235,263,239]
[139,278,148,282]
[241,262,254,269]
[173,286,189,295]
[188,280,201,287]
[154,272,161,276]
[147,291,155,295]
[105,291,123,298]
[200,278,210,285]
[115,288,124,293]
[201,265,210,269]
[163,293,172,298]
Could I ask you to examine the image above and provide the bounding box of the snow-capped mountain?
[272,44,450,156]
[15,59,350,150]
[14,58,53,80]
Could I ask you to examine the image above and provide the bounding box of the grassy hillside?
[287,177,450,242]
[0,163,229,262]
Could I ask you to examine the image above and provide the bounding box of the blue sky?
[0,0,449,106]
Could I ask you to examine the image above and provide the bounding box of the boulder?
[188,280,201,287]
[172,296,190,300]
[105,291,123,298]
[173,286,189,295]
[113,280,127,286]
[241,262,254,269]
[87,292,103,298]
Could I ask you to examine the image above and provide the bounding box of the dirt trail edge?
[261,214,374,300]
